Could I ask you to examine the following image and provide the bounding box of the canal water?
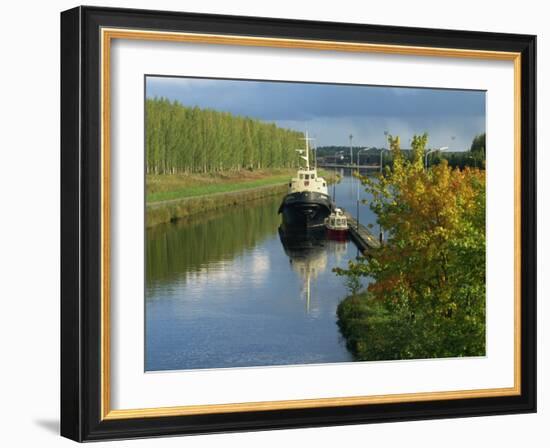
[145,170,378,371]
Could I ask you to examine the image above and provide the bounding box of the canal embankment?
[146,171,361,371]
[146,169,336,227]
[147,183,288,227]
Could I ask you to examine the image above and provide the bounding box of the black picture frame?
[61,5,536,442]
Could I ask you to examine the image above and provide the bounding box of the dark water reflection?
[145,171,376,371]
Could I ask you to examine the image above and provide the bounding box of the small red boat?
[324,208,349,241]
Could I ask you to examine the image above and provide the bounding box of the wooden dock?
[342,210,382,252]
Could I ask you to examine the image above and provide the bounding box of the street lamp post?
[349,134,353,166]
[379,131,389,243]
[425,146,449,169]
[311,142,317,169]
[380,130,390,173]
[333,150,344,202]
[379,148,389,173]
[355,148,369,230]
[356,195,360,231]
[356,147,368,166]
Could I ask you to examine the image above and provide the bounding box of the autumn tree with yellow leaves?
[336,133,486,361]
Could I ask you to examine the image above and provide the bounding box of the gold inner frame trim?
[100,27,522,421]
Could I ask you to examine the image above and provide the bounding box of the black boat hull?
[278,191,333,228]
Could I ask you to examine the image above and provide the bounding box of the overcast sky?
[146,76,486,151]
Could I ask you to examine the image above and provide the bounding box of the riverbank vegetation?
[146,168,336,226]
[147,168,296,203]
[147,182,288,227]
[336,133,486,361]
[147,168,335,203]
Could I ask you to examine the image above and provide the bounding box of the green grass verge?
[145,169,336,226]
[146,184,287,227]
[147,175,291,203]
[147,169,334,204]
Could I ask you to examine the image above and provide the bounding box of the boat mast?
[298,131,315,170]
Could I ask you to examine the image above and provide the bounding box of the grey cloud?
[146,76,485,150]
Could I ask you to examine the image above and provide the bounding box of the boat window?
[288,182,292,187]
[336,219,341,225]
[311,174,315,179]
[299,174,304,179]
[323,182,326,187]
[305,174,310,180]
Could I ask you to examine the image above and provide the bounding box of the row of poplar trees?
[146,98,304,174]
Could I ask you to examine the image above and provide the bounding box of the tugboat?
[324,208,349,241]
[278,132,333,229]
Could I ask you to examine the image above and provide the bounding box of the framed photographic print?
[60,6,536,442]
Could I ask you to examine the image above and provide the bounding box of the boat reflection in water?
[145,172,372,371]
[278,226,349,312]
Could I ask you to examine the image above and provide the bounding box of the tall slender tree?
[145,97,303,174]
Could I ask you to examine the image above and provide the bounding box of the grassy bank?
[147,183,287,227]
[147,169,297,203]
[146,168,336,227]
